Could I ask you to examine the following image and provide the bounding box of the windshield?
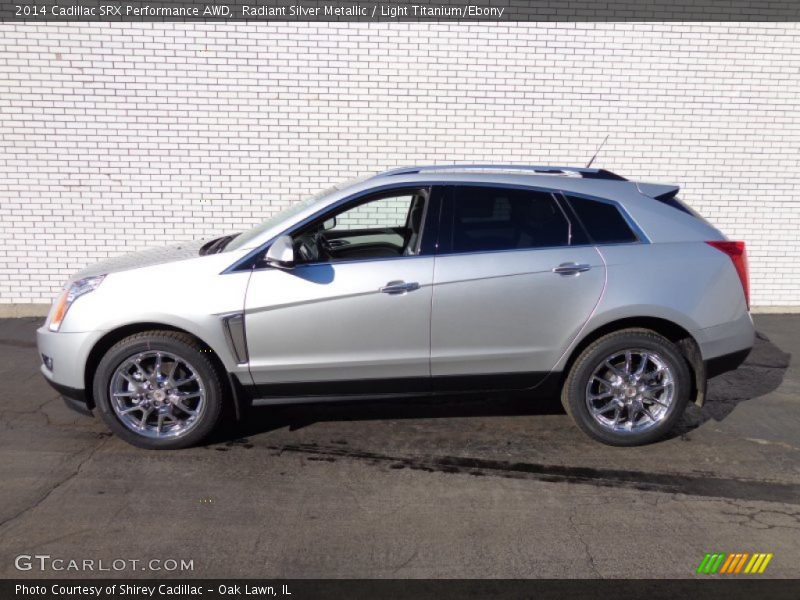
[225,185,340,252]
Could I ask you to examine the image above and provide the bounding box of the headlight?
[48,275,106,332]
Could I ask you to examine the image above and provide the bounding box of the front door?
[244,186,437,397]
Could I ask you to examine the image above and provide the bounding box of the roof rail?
[374,164,627,181]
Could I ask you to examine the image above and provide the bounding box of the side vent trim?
[221,312,249,365]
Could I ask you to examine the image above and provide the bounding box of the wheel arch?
[559,316,706,407]
[83,322,233,411]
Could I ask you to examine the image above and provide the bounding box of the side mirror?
[323,217,337,231]
[265,235,295,269]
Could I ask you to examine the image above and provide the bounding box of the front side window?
[564,195,638,244]
[448,186,571,253]
[291,188,429,263]
[331,195,414,231]
[226,179,368,252]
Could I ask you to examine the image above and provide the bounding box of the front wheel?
[93,331,224,450]
[561,328,691,446]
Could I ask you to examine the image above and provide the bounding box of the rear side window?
[564,195,638,244]
[449,187,571,253]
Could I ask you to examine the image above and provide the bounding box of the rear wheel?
[93,331,224,449]
[561,329,690,446]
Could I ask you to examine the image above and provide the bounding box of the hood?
[71,239,209,281]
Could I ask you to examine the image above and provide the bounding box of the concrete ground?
[0,315,798,579]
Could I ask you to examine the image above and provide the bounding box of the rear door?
[430,185,605,390]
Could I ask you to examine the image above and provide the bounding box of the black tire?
[561,328,691,446]
[92,331,225,450]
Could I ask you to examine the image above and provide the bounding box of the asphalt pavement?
[0,315,798,578]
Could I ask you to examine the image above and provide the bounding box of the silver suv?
[37,165,755,449]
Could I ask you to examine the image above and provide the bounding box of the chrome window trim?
[221,179,649,274]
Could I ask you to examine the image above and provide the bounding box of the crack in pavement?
[0,434,110,533]
[0,395,63,431]
[4,394,59,417]
[569,507,602,578]
[715,499,800,531]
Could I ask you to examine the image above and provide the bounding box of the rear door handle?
[552,262,591,276]
[380,280,420,294]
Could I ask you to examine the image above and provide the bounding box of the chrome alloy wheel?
[109,351,206,439]
[585,349,675,434]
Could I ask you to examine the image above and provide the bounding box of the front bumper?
[42,377,93,415]
[37,325,106,411]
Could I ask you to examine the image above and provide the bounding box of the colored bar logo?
[696,552,773,574]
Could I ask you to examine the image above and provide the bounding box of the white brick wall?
[1,22,798,306]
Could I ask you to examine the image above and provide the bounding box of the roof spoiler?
[636,182,680,200]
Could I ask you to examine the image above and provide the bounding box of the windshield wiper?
[199,233,240,255]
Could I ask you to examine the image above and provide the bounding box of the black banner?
[2,0,800,21]
[3,580,800,600]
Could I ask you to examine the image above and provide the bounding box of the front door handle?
[380,280,420,294]
[552,262,591,276]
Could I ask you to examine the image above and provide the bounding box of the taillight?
[706,241,750,310]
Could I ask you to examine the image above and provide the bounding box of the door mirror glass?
[265,235,295,269]
[323,217,337,230]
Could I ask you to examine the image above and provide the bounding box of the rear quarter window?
[564,195,638,244]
